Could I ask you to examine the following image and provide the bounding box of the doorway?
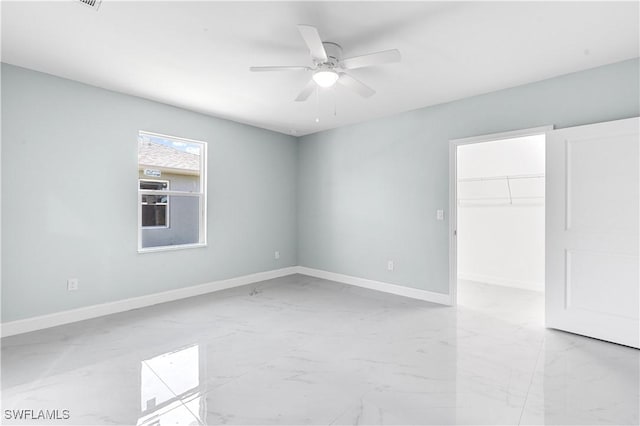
[449,126,551,319]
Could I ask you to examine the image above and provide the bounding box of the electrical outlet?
[387,260,394,271]
[67,278,79,291]
[436,209,444,221]
[274,251,280,260]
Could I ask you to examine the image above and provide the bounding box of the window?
[137,131,207,252]
[140,180,169,228]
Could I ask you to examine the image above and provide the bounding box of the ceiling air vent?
[77,0,102,11]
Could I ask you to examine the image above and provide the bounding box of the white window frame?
[139,179,170,229]
[137,131,207,253]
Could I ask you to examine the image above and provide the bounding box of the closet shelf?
[457,173,544,182]
[457,173,544,206]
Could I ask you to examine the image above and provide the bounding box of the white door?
[546,117,639,348]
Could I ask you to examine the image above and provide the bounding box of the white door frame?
[448,125,553,306]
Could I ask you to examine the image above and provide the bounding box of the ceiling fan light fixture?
[313,70,339,88]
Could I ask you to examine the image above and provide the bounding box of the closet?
[456,134,545,292]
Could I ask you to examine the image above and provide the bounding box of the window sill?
[138,243,207,254]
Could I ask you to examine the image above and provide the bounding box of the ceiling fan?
[250,25,401,101]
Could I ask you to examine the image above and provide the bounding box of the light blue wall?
[3,59,639,322]
[297,58,640,294]
[1,63,298,322]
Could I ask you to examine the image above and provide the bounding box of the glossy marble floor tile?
[2,275,638,425]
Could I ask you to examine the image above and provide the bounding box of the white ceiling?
[2,1,638,136]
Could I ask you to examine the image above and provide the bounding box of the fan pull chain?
[315,86,320,123]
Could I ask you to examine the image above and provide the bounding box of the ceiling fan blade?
[249,66,309,72]
[297,24,328,63]
[340,49,401,70]
[295,79,316,102]
[337,73,375,98]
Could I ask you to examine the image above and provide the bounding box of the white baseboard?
[296,267,452,306]
[1,267,298,338]
[2,266,452,338]
[458,272,544,292]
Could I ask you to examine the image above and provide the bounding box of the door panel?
[567,249,638,318]
[546,117,639,348]
[567,134,639,233]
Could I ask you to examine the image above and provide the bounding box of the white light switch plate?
[67,278,79,291]
[437,209,444,221]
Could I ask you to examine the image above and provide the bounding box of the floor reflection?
[138,344,202,426]
[525,331,640,425]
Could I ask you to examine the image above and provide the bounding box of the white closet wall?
[457,135,545,292]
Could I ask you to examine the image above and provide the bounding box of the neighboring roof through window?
[138,134,201,174]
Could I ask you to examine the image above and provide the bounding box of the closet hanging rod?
[458,195,545,201]
[457,173,544,183]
